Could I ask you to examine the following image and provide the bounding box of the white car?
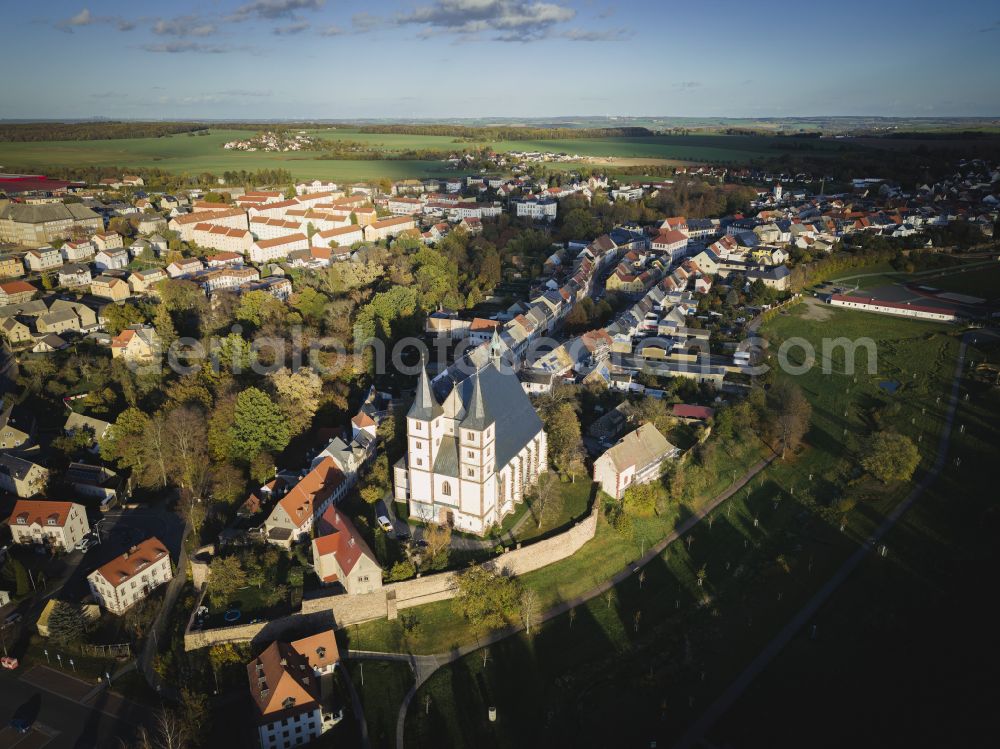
[377,515,394,533]
[75,537,94,552]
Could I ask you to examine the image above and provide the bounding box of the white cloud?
[153,16,216,37]
[228,0,326,22]
[141,41,230,54]
[396,0,576,40]
[562,28,630,42]
[273,21,310,35]
[319,25,346,36]
[55,8,92,32]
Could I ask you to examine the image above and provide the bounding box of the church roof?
[408,363,442,420]
[440,361,543,469]
[460,372,492,431]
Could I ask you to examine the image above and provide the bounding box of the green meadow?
[0,127,854,182]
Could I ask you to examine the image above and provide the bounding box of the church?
[392,348,547,536]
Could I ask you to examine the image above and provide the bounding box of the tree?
[100,407,153,485]
[229,387,290,460]
[103,302,147,335]
[622,482,660,518]
[388,560,416,582]
[424,523,451,570]
[210,463,247,505]
[520,588,539,636]
[153,304,177,350]
[766,380,812,459]
[543,401,584,477]
[47,600,89,645]
[165,406,208,495]
[862,431,920,483]
[208,556,248,608]
[528,472,564,529]
[269,367,323,437]
[179,689,210,746]
[454,565,520,634]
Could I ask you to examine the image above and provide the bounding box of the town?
[1,140,997,748]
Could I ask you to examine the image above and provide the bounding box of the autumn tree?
[543,401,585,477]
[766,380,812,459]
[454,565,520,634]
[862,431,920,483]
[527,471,564,529]
[269,367,323,437]
[208,555,248,608]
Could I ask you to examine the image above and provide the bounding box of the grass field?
[365,307,967,748]
[710,331,1000,748]
[0,128,859,182]
[349,660,414,749]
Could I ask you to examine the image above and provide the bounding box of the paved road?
[672,329,980,749]
[345,452,779,749]
[0,666,144,749]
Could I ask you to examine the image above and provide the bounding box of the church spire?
[408,359,441,420]
[461,370,493,431]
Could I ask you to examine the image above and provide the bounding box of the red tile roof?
[9,499,76,528]
[313,505,376,576]
[95,537,169,587]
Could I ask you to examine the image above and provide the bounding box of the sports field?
[0,127,853,181]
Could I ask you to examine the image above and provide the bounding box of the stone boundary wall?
[184,502,598,650]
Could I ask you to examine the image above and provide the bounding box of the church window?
[415,458,422,467]
[415,441,422,449]
[467,450,474,458]
[442,482,451,496]
[414,421,422,431]
[467,468,474,477]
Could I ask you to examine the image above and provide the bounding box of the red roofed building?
[247,630,342,749]
[262,457,349,547]
[8,499,90,551]
[672,404,715,422]
[651,229,689,261]
[311,505,382,595]
[0,280,37,305]
[829,294,958,322]
[87,536,173,614]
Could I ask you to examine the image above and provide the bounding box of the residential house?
[0,401,31,450]
[311,506,382,595]
[311,225,363,249]
[0,453,50,497]
[168,208,248,242]
[0,280,38,306]
[94,248,129,272]
[135,214,167,234]
[191,223,254,255]
[247,632,342,749]
[0,255,25,278]
[593,423,679,500]
[363,216,416,242]
[7,499,90,551]
[90,275,131,302]
[61,240,95,263]
[166,258,205,278]
[64,412,112,452]
[651,229,689,262]
[92,232,124,252]
[250,233,309,264]
[24,246,63,273]
[263,457,349,547]
[1,316,33,344]
[110,325,160,362]
[127,268,166,295]
[58,263,92,288]
[515,199,558,221]
[199,267,260,294]
[87,537,173,614]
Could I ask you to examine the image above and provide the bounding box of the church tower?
[407,361,442,479]
[458,370,495,486]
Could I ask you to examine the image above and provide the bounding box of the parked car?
[2,612,22,628]
[1,656,19,670]
[377,515,394,533]
[75,537,94,552]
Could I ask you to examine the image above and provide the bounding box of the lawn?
[347,659,415,749]
[708,332,1000,749]
[380,306,965,747]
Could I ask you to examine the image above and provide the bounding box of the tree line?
[357,124,655,141]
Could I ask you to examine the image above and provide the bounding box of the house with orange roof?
[110,324,160,363]
[8,499,89,550]
[363,215,416,242]
[310,506,382,595]
[262,457,349,547]
[86,536,173,614]
[250,233,309,264]
[247,631,343,749]
[0,280,38,306]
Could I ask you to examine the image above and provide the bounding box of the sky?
[1,0,999,120]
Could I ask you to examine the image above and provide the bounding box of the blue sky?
[2,0,999,119]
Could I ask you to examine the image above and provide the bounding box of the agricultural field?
[0,127,866,182]
[0,128,455,182]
